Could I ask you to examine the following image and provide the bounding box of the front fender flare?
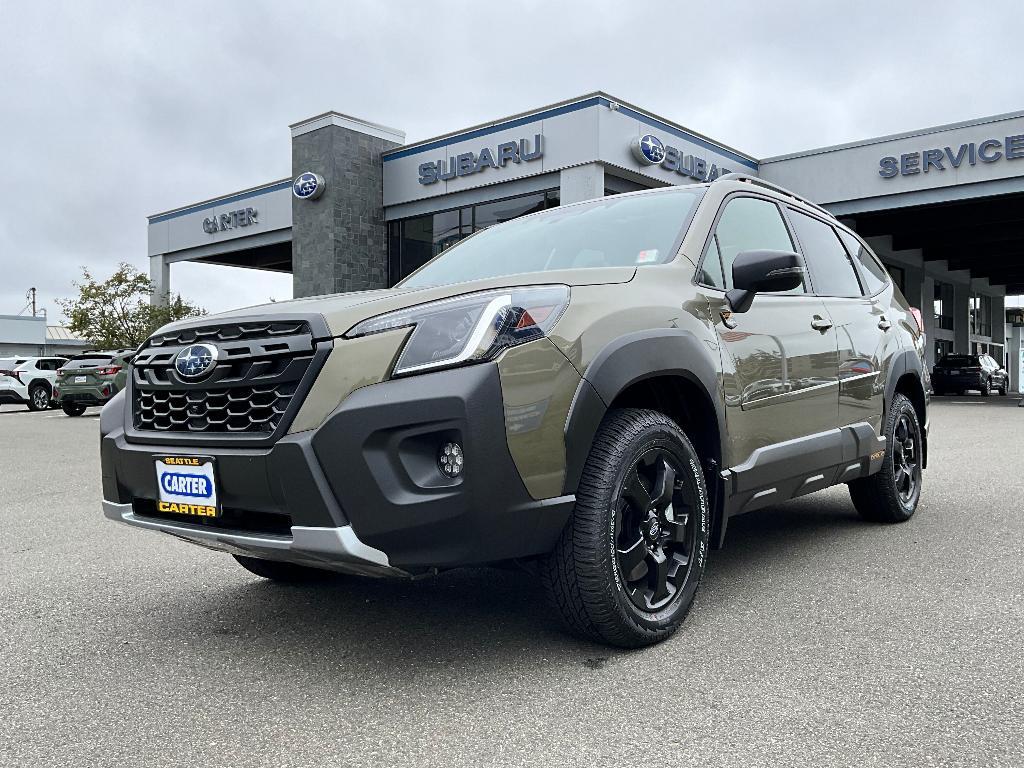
[561,328,724,495]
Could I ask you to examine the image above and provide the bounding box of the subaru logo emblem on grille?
[174,344,218,380]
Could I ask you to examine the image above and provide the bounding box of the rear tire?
[28,384,50,411]
[541,408,710,648]
[233,555,335,583]
[999,381,1008,396]
[848,393,922,523]
[62,402,86,416]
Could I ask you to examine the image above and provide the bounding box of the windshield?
[399,188,704,289]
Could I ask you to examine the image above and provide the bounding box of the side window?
[714,197,801,291]
[838,230,889,295]
[699,236,726,289]
[36,360,50,371]
[788,209,863,297]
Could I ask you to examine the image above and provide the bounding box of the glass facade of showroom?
[387,189,561,284]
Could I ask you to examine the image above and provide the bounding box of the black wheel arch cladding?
[562,328,725,497]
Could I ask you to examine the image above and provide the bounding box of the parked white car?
[0,357,67,411]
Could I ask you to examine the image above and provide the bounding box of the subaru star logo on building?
[631,133,666,165]
[292,171,325,200]
[174,344,218,380]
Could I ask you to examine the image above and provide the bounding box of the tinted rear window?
[64,356,113,369]
[938,356,978,366]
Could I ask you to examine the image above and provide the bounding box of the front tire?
[848,393,923,523]
[62,402,86,416]
[233,555,335,583]
[28,384,50,411]
[982,379,992,397]
[541,409,710,648]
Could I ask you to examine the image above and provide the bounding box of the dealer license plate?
[949,369,960,375]
[154,456,220,518]
[75,375,87,383]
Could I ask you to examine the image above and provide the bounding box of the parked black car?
[932,354,1008,396]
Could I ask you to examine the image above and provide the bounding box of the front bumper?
[102,499,398,577]
[101,363,575,573]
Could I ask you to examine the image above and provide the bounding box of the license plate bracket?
[154,456,220,518]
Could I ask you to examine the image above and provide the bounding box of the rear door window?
[788,209,863,297]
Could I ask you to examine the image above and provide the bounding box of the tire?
[62,402,86,416]
[233,555,335,583]
[981,379,992,397]
[28,384,50,411]
[848,393,923,523]
[541,408,710,648]
[999,380,1008,396]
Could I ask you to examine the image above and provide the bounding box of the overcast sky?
[2,0,1022,321]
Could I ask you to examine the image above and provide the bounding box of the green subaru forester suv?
[100,175,928,647]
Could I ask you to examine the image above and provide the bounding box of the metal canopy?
[852,191,1024,294]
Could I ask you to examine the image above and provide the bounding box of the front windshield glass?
[399,188,704,289]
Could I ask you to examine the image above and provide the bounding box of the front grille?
[131,319,328,438]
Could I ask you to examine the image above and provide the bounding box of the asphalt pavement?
[1,396,1022,767]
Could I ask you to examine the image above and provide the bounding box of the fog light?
[439,442,464,478]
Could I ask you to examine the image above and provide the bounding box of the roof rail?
[715,173,834,218]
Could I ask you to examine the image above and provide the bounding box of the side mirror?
[726,249,804,313]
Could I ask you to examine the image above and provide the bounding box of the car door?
[786,210,893,436]
[698,194,840,468]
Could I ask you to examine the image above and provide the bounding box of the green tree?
[58,263,205,349]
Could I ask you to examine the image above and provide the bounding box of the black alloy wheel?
[848,392,923,523]
[614,449,697,612]
[542,408,710,648]
[891,411,920,508]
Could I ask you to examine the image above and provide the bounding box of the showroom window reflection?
[388,190,560,283]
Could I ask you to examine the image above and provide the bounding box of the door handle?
[811,316,833,332]
[878,316,892,331]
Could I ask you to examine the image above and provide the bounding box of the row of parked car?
[0,349,135,415]
[0,348,1013,418]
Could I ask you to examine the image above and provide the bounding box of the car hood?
[156,267,636,338]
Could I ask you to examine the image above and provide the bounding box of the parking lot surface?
[1,397,1022,767]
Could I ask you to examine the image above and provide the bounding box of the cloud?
[1,0,1020,320]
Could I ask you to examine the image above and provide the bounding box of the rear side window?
[64,356,113,369]
[788,209,863,298]
[838,230,889,295]
[711,197,801,291]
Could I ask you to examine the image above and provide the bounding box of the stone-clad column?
[290,113,404,297]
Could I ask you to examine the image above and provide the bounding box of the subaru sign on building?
[145,92,1024,385]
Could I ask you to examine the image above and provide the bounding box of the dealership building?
[147,92,1024,385]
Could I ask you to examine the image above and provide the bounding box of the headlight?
[345,285,570,377]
